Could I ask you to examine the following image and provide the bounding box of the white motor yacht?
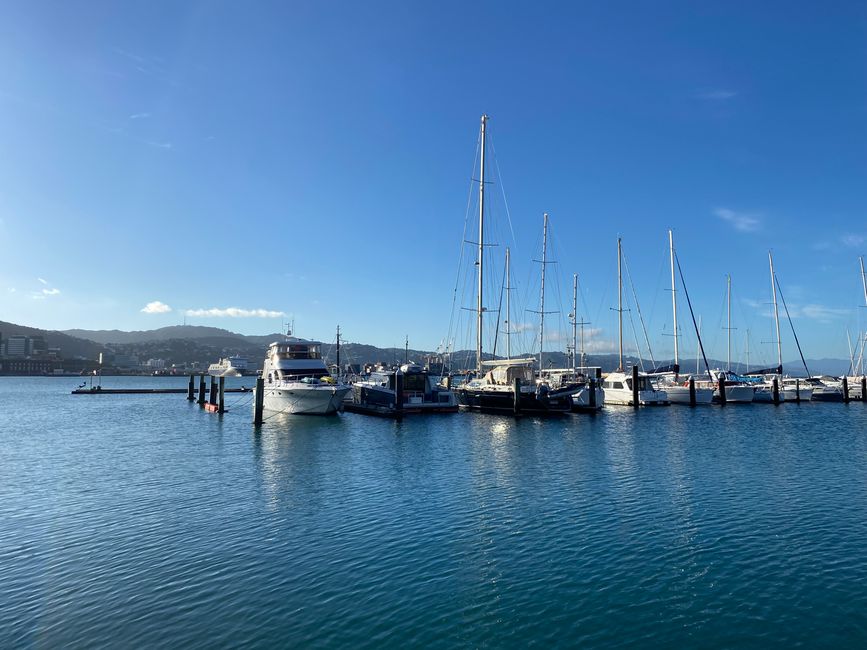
[259,337,350,415]
[602,371,669,406]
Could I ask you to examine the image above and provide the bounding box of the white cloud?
[129,112,151,120]
[141,300,172,314]
[42,288,60,296]
[8,287,15,293]
[841,233,865,248]
[37,277,48,285]
[145,140,172,149]
[184,307,285,318]
[714,208,761,232]
[697,89,738,100]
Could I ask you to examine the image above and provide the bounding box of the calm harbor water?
[2,376,867,648]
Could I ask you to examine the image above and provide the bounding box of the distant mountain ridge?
[0,321,857,376]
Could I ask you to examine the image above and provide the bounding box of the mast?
[538,212,549,372]
[336,325,340,371]
[861,256,867,308]
[727,275,732,372]
[571,273,578,369]
[769,251,783,374]
[476,114,487,374]
[696,316,701,375]
[505,247,511,360]
[618,237,623,371]
[861,256,867,376]
[746,329,751,373]
[405,335,409,364]
[668,229,679,368]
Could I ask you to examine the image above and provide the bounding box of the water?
[2,376,867,648]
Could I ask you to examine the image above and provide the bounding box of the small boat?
[541,367,604,412]
[602,370,669,406]
[603,237,669,407]
[259,336,350,415]
[351,363,458,413]
[806,376,844,402]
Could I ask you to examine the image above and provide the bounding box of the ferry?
[208,355,249,377]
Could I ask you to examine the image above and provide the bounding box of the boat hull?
[261,384,351,415]
[455,386,573,414]
[711,384,755,403]
[570,385,605,412]
[603,387,669,406]
[665,385,714,405]
[352,384,459,413]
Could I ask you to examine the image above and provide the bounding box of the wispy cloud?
[141,300,172,314]
[42,288,60,296]
[697,89,738,101]
[37,277,48,285]
[129,112,151,120]
[745,297,849,323]
[144,140,172,149]
[841,233,865,248]
[184,307,286,318]
[714,207,761,232]
[8,287,15,293]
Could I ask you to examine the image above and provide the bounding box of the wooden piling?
[513,377,522,415]
[631,365,639,408]
[589,378,597,409]
[862,376,866,402]
[718,375,727,406]
[218,376,226,413]
[209,376,217,406]
[198,374,206,405]
[689,376,696,406]
[794,378,801,404]
[772,377,780,405]
[187,374,195,401]
[253,376,264,425]
[842,375,849,404]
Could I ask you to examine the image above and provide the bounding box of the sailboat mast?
[476,114,487,374]
[696,316,701,375]
[538,213,549,373]
[727,275,732,372]
[571,273,578,369]
[336,325,340,371]
[668,229,678,367]
[618,237,623,371]
[769,251,783,373]
[506,247,511,360]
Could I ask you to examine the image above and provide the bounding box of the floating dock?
[71,387,251,395]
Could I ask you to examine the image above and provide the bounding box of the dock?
[71,387,251,395]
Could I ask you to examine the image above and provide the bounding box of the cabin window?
[268,373,273,383]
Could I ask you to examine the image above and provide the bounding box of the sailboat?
[696,275,755,403]
[648,230,714,404]
[537,258,605,411]
[844,256,867,400]
[749,252,813,402]
[452,116,573,415]
[602,238,669,406]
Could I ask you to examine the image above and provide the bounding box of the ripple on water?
[2,379,867,648]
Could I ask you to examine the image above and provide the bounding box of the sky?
[0,0,865,365]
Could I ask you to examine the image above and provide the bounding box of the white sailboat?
[603,238,669,406]
[751,252,813,402]
[649,230,714,405]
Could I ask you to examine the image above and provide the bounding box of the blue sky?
[0,1,865,364]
